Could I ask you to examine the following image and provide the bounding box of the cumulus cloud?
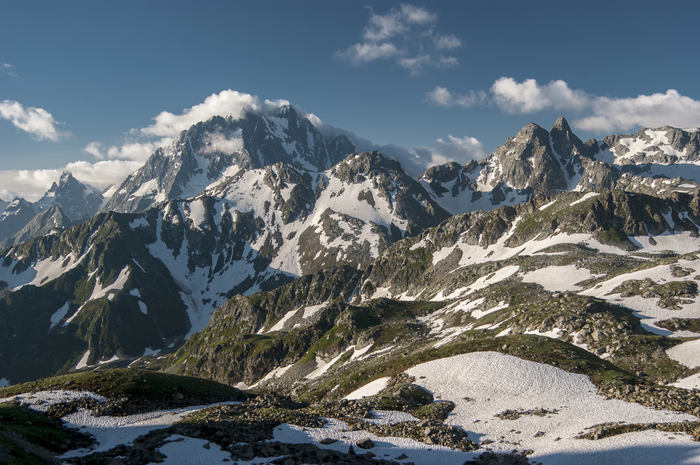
[0,160,142,202]
[426,86,487,107]
[433,34,462,50]
[0,100,71,141]
[490,78,591,114]
[83,140,165,162]
[368,135,484,176]
[336,4,461,74]
[576,89,700,132]
[200,132,245,155]
[0,63,17,77]
[431,135,486,163]
[431,78,700,133]
[83,89,290,166]
[336,42,400,66]
[140,90,288,138]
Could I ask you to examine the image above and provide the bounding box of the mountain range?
[3,106,700,463]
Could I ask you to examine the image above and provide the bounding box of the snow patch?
[302,301,329,320]
[521,265,599,292]
[129,217,150,229]
[407,352,698,460]
[50,301,71,330]
[75,350,91,369]
[667,339,700,369]
[570,192,600,206]
[343,377,391,400]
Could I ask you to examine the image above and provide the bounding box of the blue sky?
[1,0,699,200]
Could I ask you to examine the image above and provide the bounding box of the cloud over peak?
[140,90,289,138]
[336,4,461,75]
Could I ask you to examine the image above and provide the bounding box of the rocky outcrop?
[103,107,357,214]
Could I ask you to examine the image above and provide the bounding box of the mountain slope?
[0,172,104,249]
[0,198,36,245]
[0,152,449,384]
[420,118,700,215]
[103,106,357,214]
[34,172,103,221]
[163,188,700,392]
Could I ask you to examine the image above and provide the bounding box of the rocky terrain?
[3,114,700,463]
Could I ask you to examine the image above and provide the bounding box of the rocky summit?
[3,116,700,464]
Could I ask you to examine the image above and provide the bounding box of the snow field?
[272,419,476,465]
[65,266,131,325]
[343,377,391,400]
[1,389,242,459]
[521,265,600,292]
[146,435,232,465]
[667,339,700,369]
[406,352,699,464]
[431,265,520,301]
[580,259,700,337]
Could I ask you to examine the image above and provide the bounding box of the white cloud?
[0,160,142,202]
[427,86,452,106]
[0,63,17,77]
[490,78,590,114]
[433,77,700,134]
[336,4,461,74]
[83,140,165,162]
[0,100,71,141]
[371,134,484,176]
[576,89,700,132]
[433,34,462,50]
[200,132,245,155]
[432,135,486,163]
[398,4,438,25]
[398,55,458,75]
[363,4,437,42]
[82,88,289,164]
[304,107,485,176]
[335,42,400,66]
[140,90,289,138]
[397,55,432,74]
[426,86,487,107]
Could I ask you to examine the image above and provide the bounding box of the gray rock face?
[35,172,103,221]
[602,126,700,165]
[330,151,451,237]
[0,198,37,244]
[103,106,358,214]
[420,118,700,216]
[0,172,103,248]
[0,205,72,249]
[0,150,453,384]
[491,122,568,197]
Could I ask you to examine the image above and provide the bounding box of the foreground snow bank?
[406,351,700,464]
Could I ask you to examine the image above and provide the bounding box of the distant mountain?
[0,198,37,245]
[35,172,103,221]
[0,172,103,249]
[420,118,700,215]
[103,105,357,214]
[0,151,449,383]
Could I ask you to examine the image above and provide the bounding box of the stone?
[356,438,375,449]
